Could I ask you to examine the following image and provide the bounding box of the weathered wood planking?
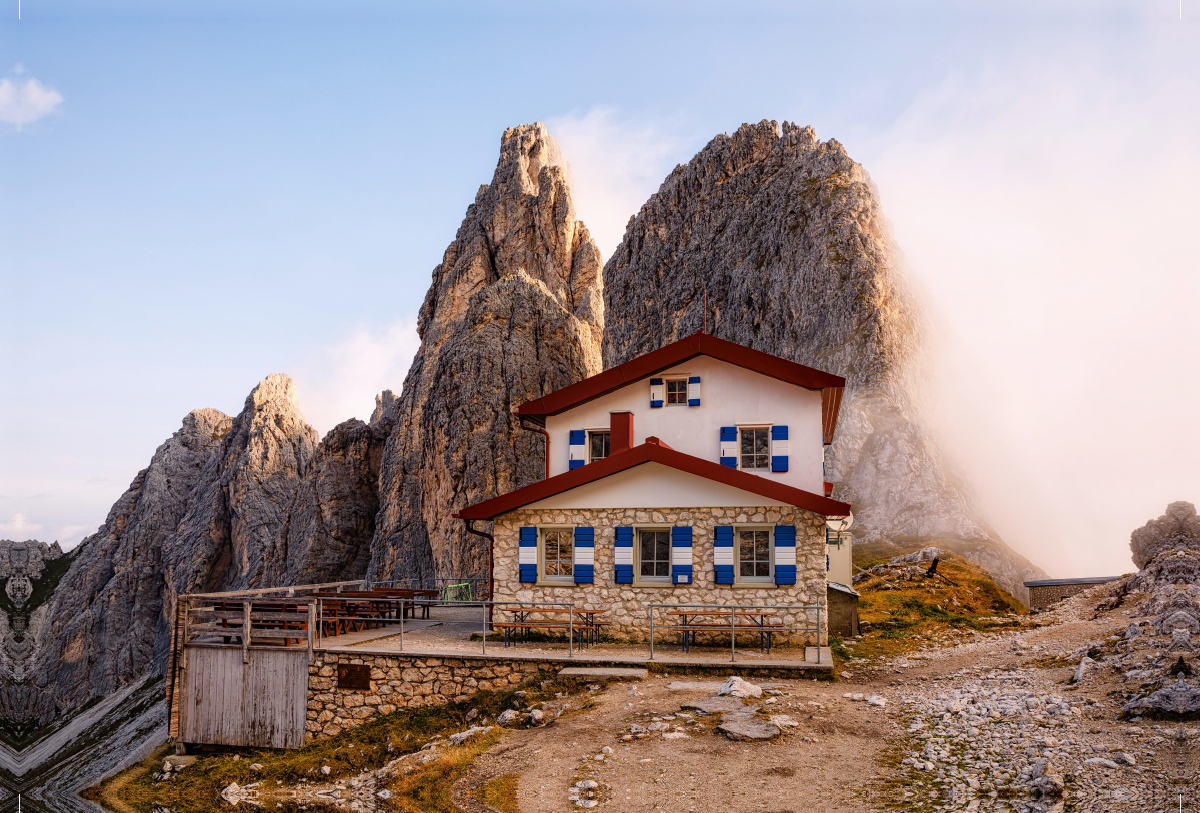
[178,646,309,748]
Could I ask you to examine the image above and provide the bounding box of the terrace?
[168,579,832,750]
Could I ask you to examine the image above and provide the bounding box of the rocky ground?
[121,583,1171,813]
[107,505,1200,813]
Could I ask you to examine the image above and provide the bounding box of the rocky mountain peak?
[419,122,603,348]
[367,122,604,582]
[603,118,1044,601]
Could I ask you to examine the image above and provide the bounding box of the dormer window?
[665,379,688,405]
[589,431,610,462]
[740,427,770,470]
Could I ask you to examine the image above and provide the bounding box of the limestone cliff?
[602,120,1044,601]
[367,122,604,582]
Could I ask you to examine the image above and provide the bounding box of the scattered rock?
[717,676,763,698]
[448,725,492,746]
[496,709,521,726]
[680,697,750,714]
[718,712,781,741]
[1073,656,1094,684]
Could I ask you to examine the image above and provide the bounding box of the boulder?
[717,676,763,699]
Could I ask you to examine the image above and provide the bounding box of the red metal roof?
[516,332,847,444]
[455,437,852,520]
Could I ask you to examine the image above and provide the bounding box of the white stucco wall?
[545,356,825,494]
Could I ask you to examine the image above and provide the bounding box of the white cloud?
[55,524,91,547]
[289,317,421,437]
[0,513,44,539]
[547,107,692,260]
[859,34,1200,578]
[0,67,63,127]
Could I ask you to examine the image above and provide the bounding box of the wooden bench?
[667,619,784,654]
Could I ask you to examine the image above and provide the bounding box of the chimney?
[610,411,633,455]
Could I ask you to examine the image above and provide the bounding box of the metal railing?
[648,602,823,663]
[312,598,581,656]
[369,577,490,602]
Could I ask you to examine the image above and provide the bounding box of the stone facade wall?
[306,651,546,741]
[493,506,828,645]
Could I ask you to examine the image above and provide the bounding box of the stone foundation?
[493,506,828,645]
[305,652,546,741]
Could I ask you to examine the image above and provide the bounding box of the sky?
[1,1,1198,578]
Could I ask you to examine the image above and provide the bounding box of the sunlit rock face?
[602,119,1044,602]
[366,123,604,582]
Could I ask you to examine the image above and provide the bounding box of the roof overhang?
[455,437,852,521]
[516,332,847,445]
[1022,577,1121,587]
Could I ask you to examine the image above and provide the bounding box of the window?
[589,431,610,462]
[738,528,772,581]
[638,529,671,581]
[541,528,574,581]
[740,427,770,470]
[665,379,688,405]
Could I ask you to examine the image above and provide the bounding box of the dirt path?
[456,588,1135,813]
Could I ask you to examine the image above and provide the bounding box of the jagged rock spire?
[367,123,604,581]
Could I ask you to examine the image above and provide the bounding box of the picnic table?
[666,609,782,654]
[209,601,310,647]
[491,606,609,649]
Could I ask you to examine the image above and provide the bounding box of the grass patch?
[93,671,585,813]
[849,544,1032,661]
[382,730,501,813]
[473,772,520,812]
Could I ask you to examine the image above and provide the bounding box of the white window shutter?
[771,425,789,472]
[519,527,537,583]
[774,525,796,585]
[671,526,693,584]
[687,376,701,406]
[719,427,737,468]
[574,527,594,583]
[569,430,586,470]
[650,378,664,408]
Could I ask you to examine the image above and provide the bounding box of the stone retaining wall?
[305,651,547,741]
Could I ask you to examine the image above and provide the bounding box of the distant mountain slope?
[602,120,1045,601]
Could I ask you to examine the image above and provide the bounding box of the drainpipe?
[461,517,494,621]
[519,415,550,480]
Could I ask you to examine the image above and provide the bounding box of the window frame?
[633,525,673,585]
[734,525,774,585]
[587,429,611,463]
[738,425,772,471]
[664,377,689,406]
[538,526,576,584]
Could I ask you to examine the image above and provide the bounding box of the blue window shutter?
[519,527,538,583]
[649,378,664,408]
[687,375,701,406]
[569,429,586,470]
[614,526,633,584]
[719,426,737,468]
[713,525,734,585]
[671,526,693,585]
[774,525,797,585]
[574,526,595,584]
[771,425,789,472]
